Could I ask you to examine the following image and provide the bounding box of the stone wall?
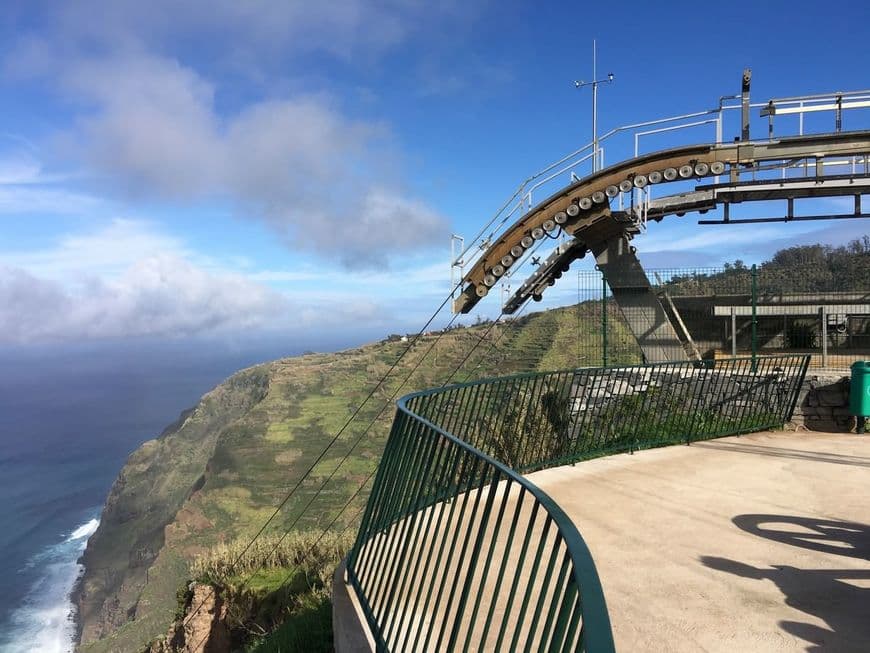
[792,373,855,432]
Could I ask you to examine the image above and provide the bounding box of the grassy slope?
[79,304,633,653]
[76,367,270,647]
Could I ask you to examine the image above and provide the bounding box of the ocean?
[0,335,362,652]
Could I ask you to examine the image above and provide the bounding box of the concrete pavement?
[529,431,870,652]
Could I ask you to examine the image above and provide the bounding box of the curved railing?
[346,355,809,651]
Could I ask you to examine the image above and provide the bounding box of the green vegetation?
[247,599,332,653]
[76,240,867,652]
[785,320,818,349]
[663,237,870,295]
[77,305,606,653]
[183,531,352,653]
[759,237,870,292]
[576,386,785,455]
[191,531,350,587]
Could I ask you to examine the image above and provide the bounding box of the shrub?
[188,530,354,652]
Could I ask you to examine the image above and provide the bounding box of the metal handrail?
[347,393,615,652]
[346,354,810,651]
[453,87,870,274]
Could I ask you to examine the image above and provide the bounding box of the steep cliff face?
[143,583,230,653]
[75,366,270,646]
[74,307,597,652]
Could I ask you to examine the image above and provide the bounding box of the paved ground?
[528,431,870,652]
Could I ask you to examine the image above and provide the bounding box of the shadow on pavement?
[702,515,870,652]
[692,441,870,468]
[732,514,870,560]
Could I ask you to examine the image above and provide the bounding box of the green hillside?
[76,303,608,653]
[75,237,870,652]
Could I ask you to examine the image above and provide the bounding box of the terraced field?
[76,302,638,652]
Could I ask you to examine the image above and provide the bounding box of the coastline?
[70,511,107,651]
[0,515,99,653]
[69,544,90,651]
[0,341,307,653]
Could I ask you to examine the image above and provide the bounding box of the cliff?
[74,306,627,652]
[75,366,270,649]
[72,240,869,650]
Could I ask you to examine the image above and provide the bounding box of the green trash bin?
[850,361,870,434]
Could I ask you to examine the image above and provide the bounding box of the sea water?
[0,336,358,652]
[0,516,99,653]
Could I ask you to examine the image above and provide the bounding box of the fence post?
[751,264,758,372]
[731,306,738,356]
[820,306,828,368]
[577,271,581,368]
[601,273,608,367]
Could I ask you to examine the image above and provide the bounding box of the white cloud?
[0,157,41,185]
[0,185,105,216]
[637,222,791,253]
[0,2,479,341]
[0,254,288,343]
[0,219,294,343]
[28,52,449,267]
[0,219,419,343]
[67,56,224,199]
[741,218,870,257]
[3,0,471,268]
[0,141,102,214]
[636,196,870,263]
[1,219,189,280]
[10,1,476,69]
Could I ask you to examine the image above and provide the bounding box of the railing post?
[821,306,828,368]
[751,264,758,373]
[731,306,738,357]
[601,272,608,367]
[741,68,751,142]
[445,469,501,650]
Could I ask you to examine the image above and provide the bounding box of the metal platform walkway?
[451,77,870,364]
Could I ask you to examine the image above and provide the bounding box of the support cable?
[184,304,483,650]
[181,286,464,630]
[223,310,467,586]
[188,294,543,652]
[182,248,552,639]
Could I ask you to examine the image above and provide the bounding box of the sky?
[1,0,869,349]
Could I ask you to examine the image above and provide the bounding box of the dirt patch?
[274,448,303,465]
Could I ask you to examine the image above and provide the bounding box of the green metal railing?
[347,355,809,652]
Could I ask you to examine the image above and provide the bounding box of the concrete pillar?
[591,236,688,363]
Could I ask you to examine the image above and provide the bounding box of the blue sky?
[1,0,869,347]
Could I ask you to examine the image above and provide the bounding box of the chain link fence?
[575,264,870,371]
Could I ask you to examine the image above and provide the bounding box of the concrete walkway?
[529,431,870,652]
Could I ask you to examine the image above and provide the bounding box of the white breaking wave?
[66,519,99,543]
[0,514,100,653]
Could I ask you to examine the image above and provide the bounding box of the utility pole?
[574,40,614,173]
[741,68,752,142]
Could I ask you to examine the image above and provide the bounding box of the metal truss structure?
[451,74,870,362]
